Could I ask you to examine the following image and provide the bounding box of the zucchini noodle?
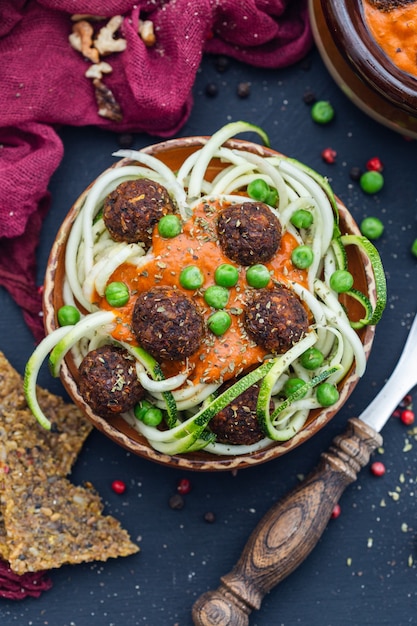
[25,122,386,456]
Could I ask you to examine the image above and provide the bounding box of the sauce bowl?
[309,0,417,138]
[42,134,378,471]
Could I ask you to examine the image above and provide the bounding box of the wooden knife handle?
[192,418,383,626]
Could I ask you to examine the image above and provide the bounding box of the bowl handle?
[191,418,382,626]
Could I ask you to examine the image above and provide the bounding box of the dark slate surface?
[1,48,416,626]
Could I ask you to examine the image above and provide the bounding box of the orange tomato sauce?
[363,1,417,78]
[98,199,308,385]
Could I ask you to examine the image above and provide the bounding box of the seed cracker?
[2,467,138,574]
[0,351,139,573]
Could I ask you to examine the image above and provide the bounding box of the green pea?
[284,377,307,399]
[214,263,239,287]
[359,171,384,194]
[141,407,163,426]
[411,238,417,258]
[266,187,278,207]
[291,245,314,269]
[204,285,229,309]
[360,216,384,240]
[105,281,130,307]
[247,178,269,202]
[311,100,335,124]
[316,383,339,407]
[134,401,163,426]
[134,400,153,421]
[300,347,324,370]
[246,264,271,288]
[57,304,81,326]
[179,265,204,290]
[157,214,182,238]
[207,311,232,336]
[329,269,354,293]
[290,209,314,229]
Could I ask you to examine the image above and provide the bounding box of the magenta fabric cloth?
[0,559,53,599]
[0,0,312,343]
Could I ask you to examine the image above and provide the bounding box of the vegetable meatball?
[103,178,176,248]
[209,382,271,445]
[217,202,282,266]
[132,286,204,361]
[78,345,145,419]
[244,286,309,353]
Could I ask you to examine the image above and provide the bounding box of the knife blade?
[192,312,417,626]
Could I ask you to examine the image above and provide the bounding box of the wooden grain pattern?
[192,418,383,626]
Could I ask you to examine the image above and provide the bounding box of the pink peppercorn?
[370,461,386,477]
[366,157,383,172]
[331,503,341,519]
[400,409,415,426]
[111,479,126,494]
[400,393,413,407]
[321,147,337,164]
[177,478,192,495]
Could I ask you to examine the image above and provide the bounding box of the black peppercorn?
[169,493,185,510]
[349,166,363,181]
[118,133,134,149]
[205,83,219,98]
[214,56,230,73]
[237,82,251,99]
[302,89,316,105]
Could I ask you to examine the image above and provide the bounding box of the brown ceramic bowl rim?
[320,0,417,111]
[43,136,376,472]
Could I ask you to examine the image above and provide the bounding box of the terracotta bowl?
[43,137,376,472]
[309,0,417,138]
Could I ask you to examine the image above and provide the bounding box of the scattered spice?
[370,461,386,476]
[402,439,413,452]
[302,89,316,104]
[205,83,219,98]
[203,511,216,523]
[118,133,134,148]
[331,503,341,519]
[400,409,415,425]
[366,156,384,172]
[111,479,127,494]
[321,147,337,164]
[349,166,362,181]
[214,56,230,72]
[169,494,185,510]
[400,393,413,407]
[237,82,251,98]
[177,478,192,495]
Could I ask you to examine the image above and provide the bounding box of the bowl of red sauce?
[309,0,417,137]
[26,122,385,471]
